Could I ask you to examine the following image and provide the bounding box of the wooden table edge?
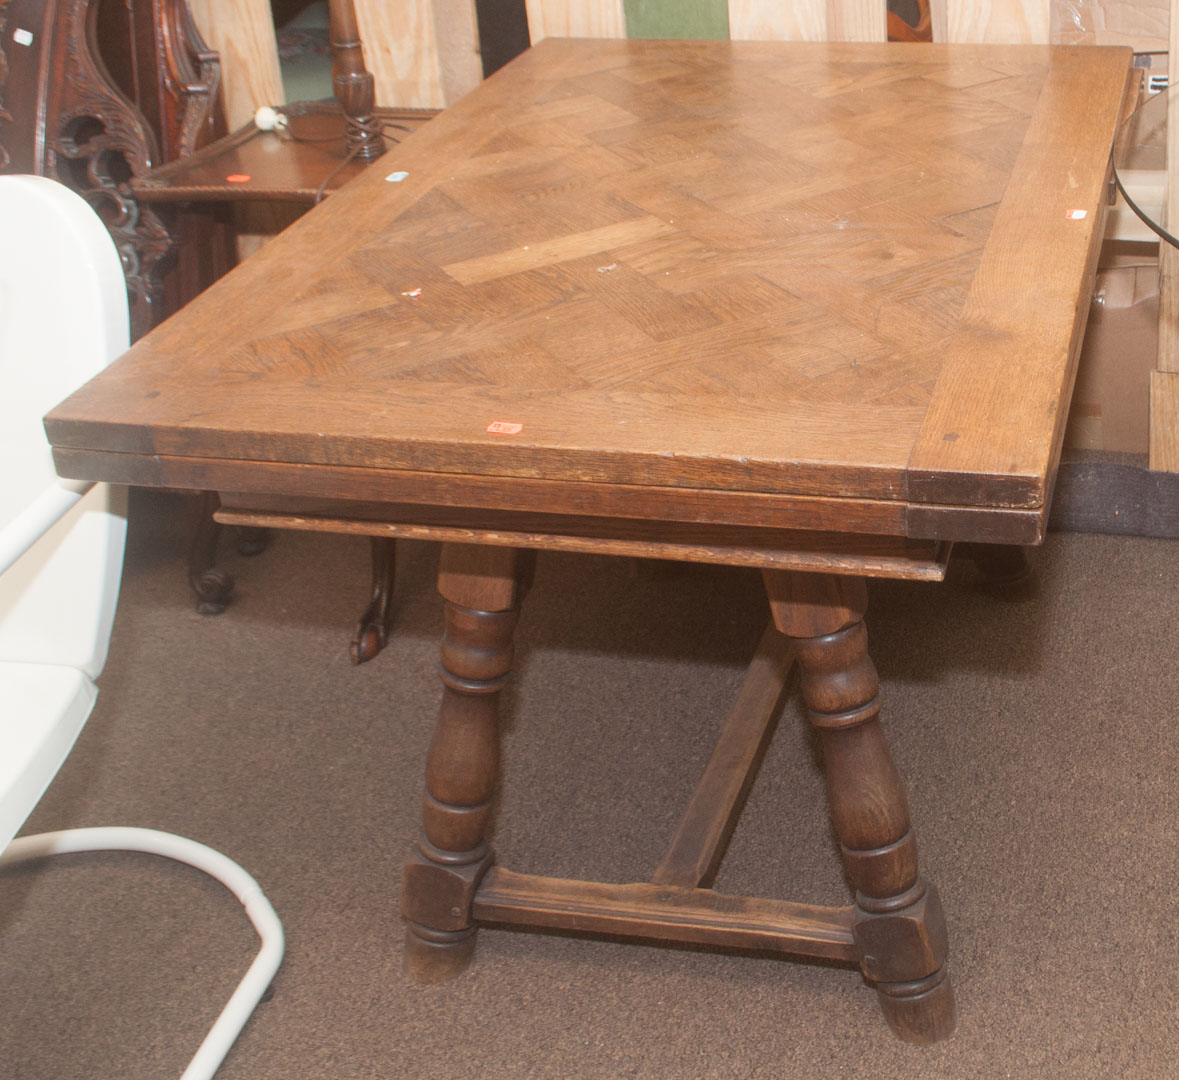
[52,444,1047,549]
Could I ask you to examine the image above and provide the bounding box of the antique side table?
[44,39,1132,1043]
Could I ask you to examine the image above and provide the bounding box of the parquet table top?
[47,40,1132,545]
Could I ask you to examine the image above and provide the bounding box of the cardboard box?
[1051,0,1169,50]
[1066,258,1158,454]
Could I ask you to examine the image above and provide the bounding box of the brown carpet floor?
[3,489,1179,1079]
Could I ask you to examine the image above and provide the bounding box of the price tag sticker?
[1067,209,1088,220]
[486,421,523,435]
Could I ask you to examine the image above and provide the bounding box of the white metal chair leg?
[0,827,284,1080]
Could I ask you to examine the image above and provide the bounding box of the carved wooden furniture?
[0,0,227,337]
[131,93,438,655]
[45,39,1131,1043]
[131,102,437,206]
[132,0,436,210]
[0,0,250,623]
[126,0,436,649]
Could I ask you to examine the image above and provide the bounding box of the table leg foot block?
[875,967,957,1044]
[404,923,478,983]
[854,880,955,1043]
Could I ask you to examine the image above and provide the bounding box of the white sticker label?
[13,28,33,45]
[1067,209,1088,220]
[385,171,409,183]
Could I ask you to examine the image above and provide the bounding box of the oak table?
[45,39,1132,1044]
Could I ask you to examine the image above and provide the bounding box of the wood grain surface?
[907,45,1130,505]
[525,0,626,42]
[728,0,886,41]
[355,0,479,109]
[211,497,951,578]
[943,0,1051,44]
[46,39,1131,543]
[1151,0,1179,471]
[472,868,859,961]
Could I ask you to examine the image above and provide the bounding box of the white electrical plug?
[254,106,288,132]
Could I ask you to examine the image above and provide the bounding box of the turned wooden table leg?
[402,543,526,983]
[764,571,957,1044]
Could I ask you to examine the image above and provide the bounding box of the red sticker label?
[486,421,523,434]
[226,174,251,183]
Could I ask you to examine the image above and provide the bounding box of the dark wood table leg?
[764,570,957,1044]
[187,490,234,615]
[957,542,1039,600]
[350,537,397,665]
[402,543,526,983]
[235,526,270,557]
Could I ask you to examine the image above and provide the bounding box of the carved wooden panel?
[0,0,219,335]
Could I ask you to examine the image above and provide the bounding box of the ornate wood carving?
[0,0,220,336]
[145,0,221,160]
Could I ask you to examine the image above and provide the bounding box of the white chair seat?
[0,661,95,850]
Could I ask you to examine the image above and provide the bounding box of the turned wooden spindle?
[402,544,527,982]
[327,0,384,160]
[763,570,957,1044]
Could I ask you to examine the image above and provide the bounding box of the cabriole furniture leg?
[763,570,957,1044]
[401,543,526,983]
[350,537,397,665]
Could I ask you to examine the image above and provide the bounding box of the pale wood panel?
[929,0,948,42]
[432,0,484,105]
[728,0,884,41]
[943,0,1050,43]
[828,0,887,41]
[356,0,443,108]
[1150,371,1179,470]
[353,0,482,110]
[729,0,827,40]
[1147,0,1179,470]
[525,0,626,42]
[1159,0,1179,374]
[187,0,284,125]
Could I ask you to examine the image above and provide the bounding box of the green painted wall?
[623,0,730,39]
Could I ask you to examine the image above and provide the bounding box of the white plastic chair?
[0,174,283,1080]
